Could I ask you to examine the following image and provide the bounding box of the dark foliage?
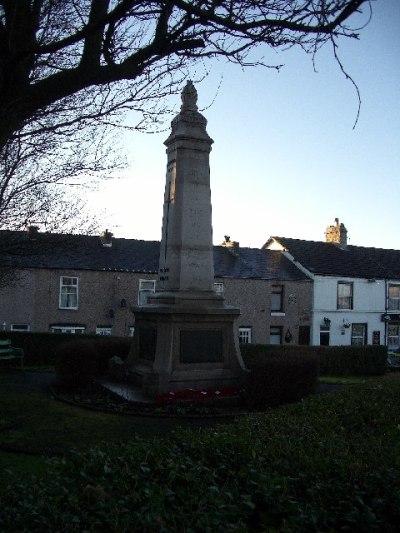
[242,345,320,409]
[318,344,388,376]
[55,335,131,391]
[241,343,388,378]
[55,339,98,391]
[0,331,131,368]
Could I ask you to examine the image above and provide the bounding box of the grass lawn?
[1,370,399,531]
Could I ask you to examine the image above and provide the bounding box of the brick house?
[0,229,312,344]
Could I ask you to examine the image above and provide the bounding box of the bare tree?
[0,123,122,231]
[0,0,370,151]
[0,1,371,234]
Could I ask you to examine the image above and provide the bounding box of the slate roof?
[268,237,400,280]
[0,231,309,281]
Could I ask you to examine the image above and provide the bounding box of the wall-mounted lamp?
[108,309,115,319]
[342,319,351,329]
[323,317,331,327]
[2,321,6,331]
[120,298,127,308]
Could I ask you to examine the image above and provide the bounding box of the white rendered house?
[264,219,400,349]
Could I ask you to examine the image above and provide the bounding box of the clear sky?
[88,0,400,250]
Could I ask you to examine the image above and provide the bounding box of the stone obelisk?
[127,81,247,396]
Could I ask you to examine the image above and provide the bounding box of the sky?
[87,0,400,251]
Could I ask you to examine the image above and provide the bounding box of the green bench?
[0,339,24,369]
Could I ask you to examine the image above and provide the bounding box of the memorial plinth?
[127,81,247,396]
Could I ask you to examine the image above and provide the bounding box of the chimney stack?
[221,235,240,255]
[325,218,347,246]
[100,229,113,247]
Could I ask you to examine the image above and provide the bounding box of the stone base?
[127,304,248,397]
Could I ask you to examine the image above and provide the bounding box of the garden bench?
[0,339,24,369]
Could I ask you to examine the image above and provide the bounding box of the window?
[138,279,156,305]
[337,282,353,310]
[271,285,284,313]
[238,327,252,344]
[270,326,282,345]
[59,276,79,309]
[10,324,30,332]
[214,282,224,295]
[51,325,85,334]
[388,325,400,349]
[320,326,330,346]
[388,284,400,311]
[351,324,367,345]
[96,327,112,336]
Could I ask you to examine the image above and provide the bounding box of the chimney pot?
[100,229,113,247]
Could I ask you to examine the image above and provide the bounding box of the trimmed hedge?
[241,345,320,409]
[241,344,388,378]
[0,332,131,367]
[55,336,132,391]
[2,379,400,531]
[318,345,388,376]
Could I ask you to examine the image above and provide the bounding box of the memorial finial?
[181,80,198,111]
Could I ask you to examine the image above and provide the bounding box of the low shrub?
[318,345,387,376]
[241,344,388,378]
[0,332,132,369]
[55,339,98,391]
[94,337,131,374]
[242,345,319,409]
[55,336,131,390]
[1,379,400,531]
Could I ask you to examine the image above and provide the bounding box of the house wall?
[217,277,312,344]
[311,275,386,346]
[0,268,313,344]
[0,268,156,336]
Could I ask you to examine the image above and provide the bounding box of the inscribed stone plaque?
[138,326,157,361]
[180,330,223,364]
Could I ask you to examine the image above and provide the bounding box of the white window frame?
[270,326,282,345]
[388,325,400,348]
[10,324,30,332]
[138,279,156,305]
[271,285,284,314]
[96,327,112,336]
[351,323,367,345]
[51,326,85,334]
[214,282,224,295]
[59,276,79,310]
[388,284,400,311]
[238,327,252,344]
[337,281,353,310]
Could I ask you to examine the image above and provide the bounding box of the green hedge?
[0,332,131,367]
[241,344,388,377]
[2,379,400,531]
[318,345,388,376]
[55,336,132,390]
[241,345,320,409]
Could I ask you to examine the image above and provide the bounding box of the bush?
[0,332,132,368]
[55,339,98,391]
[55,336,132,390]
[318,345,387,376]
[94,337,131,373]
[241,344,388,378]
[1,379,400,531]
[241,345,319,409]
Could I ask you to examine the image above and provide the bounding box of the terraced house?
[3,220,399,350]
[0,229,312,345]
[265,219,400,350]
